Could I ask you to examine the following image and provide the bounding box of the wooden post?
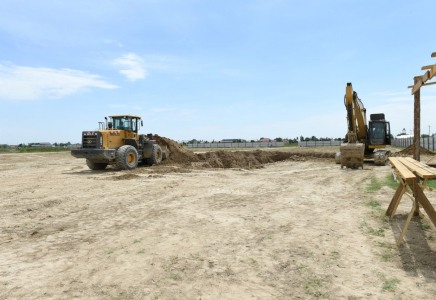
[414,77,421,161]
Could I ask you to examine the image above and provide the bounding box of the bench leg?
[386,183,406,217]
[415,188,436,227]
[397,199,417,246]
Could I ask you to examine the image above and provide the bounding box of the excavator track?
[374,149,390,166]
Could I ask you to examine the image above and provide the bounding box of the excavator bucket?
[340,142,365,169]
[161,145,170,160]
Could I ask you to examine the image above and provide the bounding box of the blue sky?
[1,0,436,144]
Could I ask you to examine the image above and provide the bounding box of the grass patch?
[420,223,431,230]
[133,238,142,244]
[330,251,339,260]
[378,273,400,292]
[169,273,182,281]
[105,248,114,255]
[361,221,385,237]
[377,242,395,249]
[370,208,390,223]
[367,178,383,193]
[376,253,392,262]
[367,174,399,193]
[425,179,436,189]
[366,200,381,208]
[137,248,145,254]
[304,276,330,299]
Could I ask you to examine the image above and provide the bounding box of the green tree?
[275,137,283,142]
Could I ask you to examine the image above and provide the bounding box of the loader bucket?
[340,142,365,169]
[162,145,170,160]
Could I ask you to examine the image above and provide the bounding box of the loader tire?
[146,144,163,166]
[115,145,138,170]
[86,159,108,170]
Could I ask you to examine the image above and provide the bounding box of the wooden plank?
[397,157,435,179]
[422,65,434,70]
[389,158,417,182]
[415,188,436,227]
[422,70,430,82]
[432,52,436,58]
[404,157,436,176]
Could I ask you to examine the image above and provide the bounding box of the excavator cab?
[367,114,391,147]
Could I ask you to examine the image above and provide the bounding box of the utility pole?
[408,51,436,161]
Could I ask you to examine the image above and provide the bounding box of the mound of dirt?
[150,135,335,170]
[391,145,434,157]
[153,135,199,165]
[197,150,335,169]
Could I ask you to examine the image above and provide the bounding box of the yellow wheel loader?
[335,83,391,169]
[71,115,170,170]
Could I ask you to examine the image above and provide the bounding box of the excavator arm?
[344,83,367,142]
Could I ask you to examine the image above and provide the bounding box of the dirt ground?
[1,148,436,299]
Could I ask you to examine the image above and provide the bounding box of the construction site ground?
[1,145,436,299]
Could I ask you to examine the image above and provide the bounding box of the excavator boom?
[335,83,391,169]
[339,83,366,168]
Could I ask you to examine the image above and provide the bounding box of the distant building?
[31,142,52,147]
[259,138,271,142]
[396,135,413,139]
[221,139,240,143]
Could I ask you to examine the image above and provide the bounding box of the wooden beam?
[422,65,434,70]
[432,52,436,58]
[430,65,436,80]
[412,78,423,95]
[422,70,430,82]
[408,81,436,88]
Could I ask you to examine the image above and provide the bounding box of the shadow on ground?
[390,214,436,283]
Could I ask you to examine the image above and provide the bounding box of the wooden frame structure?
[407,52,436,161]
[386,157,436,245]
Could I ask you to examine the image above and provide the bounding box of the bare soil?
[1,149,436,299]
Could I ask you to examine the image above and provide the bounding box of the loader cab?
[108,115,141,133]
[368,113,391,146]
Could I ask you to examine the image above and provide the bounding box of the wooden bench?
[386,157,436,245]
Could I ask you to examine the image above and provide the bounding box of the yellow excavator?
[71,115,169,170]
[335,83,391,169]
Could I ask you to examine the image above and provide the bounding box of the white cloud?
[0,63,118,100]
[113,53,147,82]
[104,39,123,47]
